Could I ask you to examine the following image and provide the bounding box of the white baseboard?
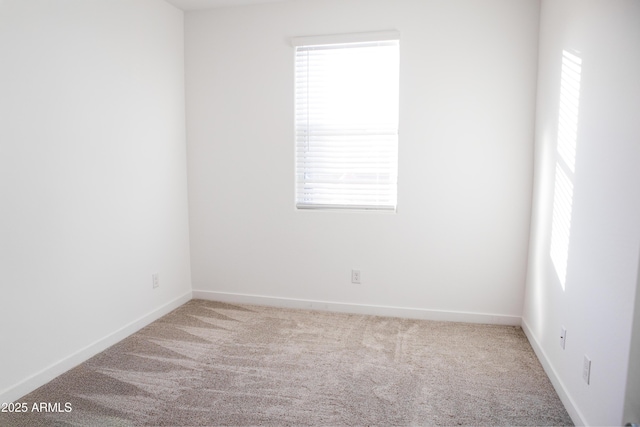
[192,290,522,326]
[521,318,586,426]
[0,291,192,404]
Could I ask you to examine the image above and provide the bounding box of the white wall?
[186,0,539,322]
[522,0,640,425]
[0,0,192,402]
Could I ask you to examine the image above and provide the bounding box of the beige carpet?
[1,299,573,426]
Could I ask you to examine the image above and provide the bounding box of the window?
[293,31,400,211]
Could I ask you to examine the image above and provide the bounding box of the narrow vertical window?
[294,32,400,210]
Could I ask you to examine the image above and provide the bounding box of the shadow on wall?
[550,49,582,291]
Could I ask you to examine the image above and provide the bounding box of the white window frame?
[292,31,400,211]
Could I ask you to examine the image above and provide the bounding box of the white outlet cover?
[583,355,591,385]
[560,327,566,349]
[351,269,361,284]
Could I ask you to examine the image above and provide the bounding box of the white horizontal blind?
[295,35,399,210]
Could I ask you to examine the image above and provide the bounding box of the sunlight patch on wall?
[550,50,582,290]
[550,164,574,288]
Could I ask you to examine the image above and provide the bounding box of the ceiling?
[164,0,293,11]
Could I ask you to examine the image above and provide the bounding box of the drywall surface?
[186,0,539,318]
[0,0,191,400]
[523,0,640,425]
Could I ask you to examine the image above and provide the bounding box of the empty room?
[1,0,639,425]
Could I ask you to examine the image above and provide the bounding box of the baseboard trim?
[521,318,586,426]
[0,291,192,404]
[192,290,521,326]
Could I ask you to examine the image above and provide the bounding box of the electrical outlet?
[583,355,591,384]
[152,273,159,289]
[560,326,567,349]
[351,269,361,284]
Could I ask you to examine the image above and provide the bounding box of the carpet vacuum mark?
[1,299,573,426]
